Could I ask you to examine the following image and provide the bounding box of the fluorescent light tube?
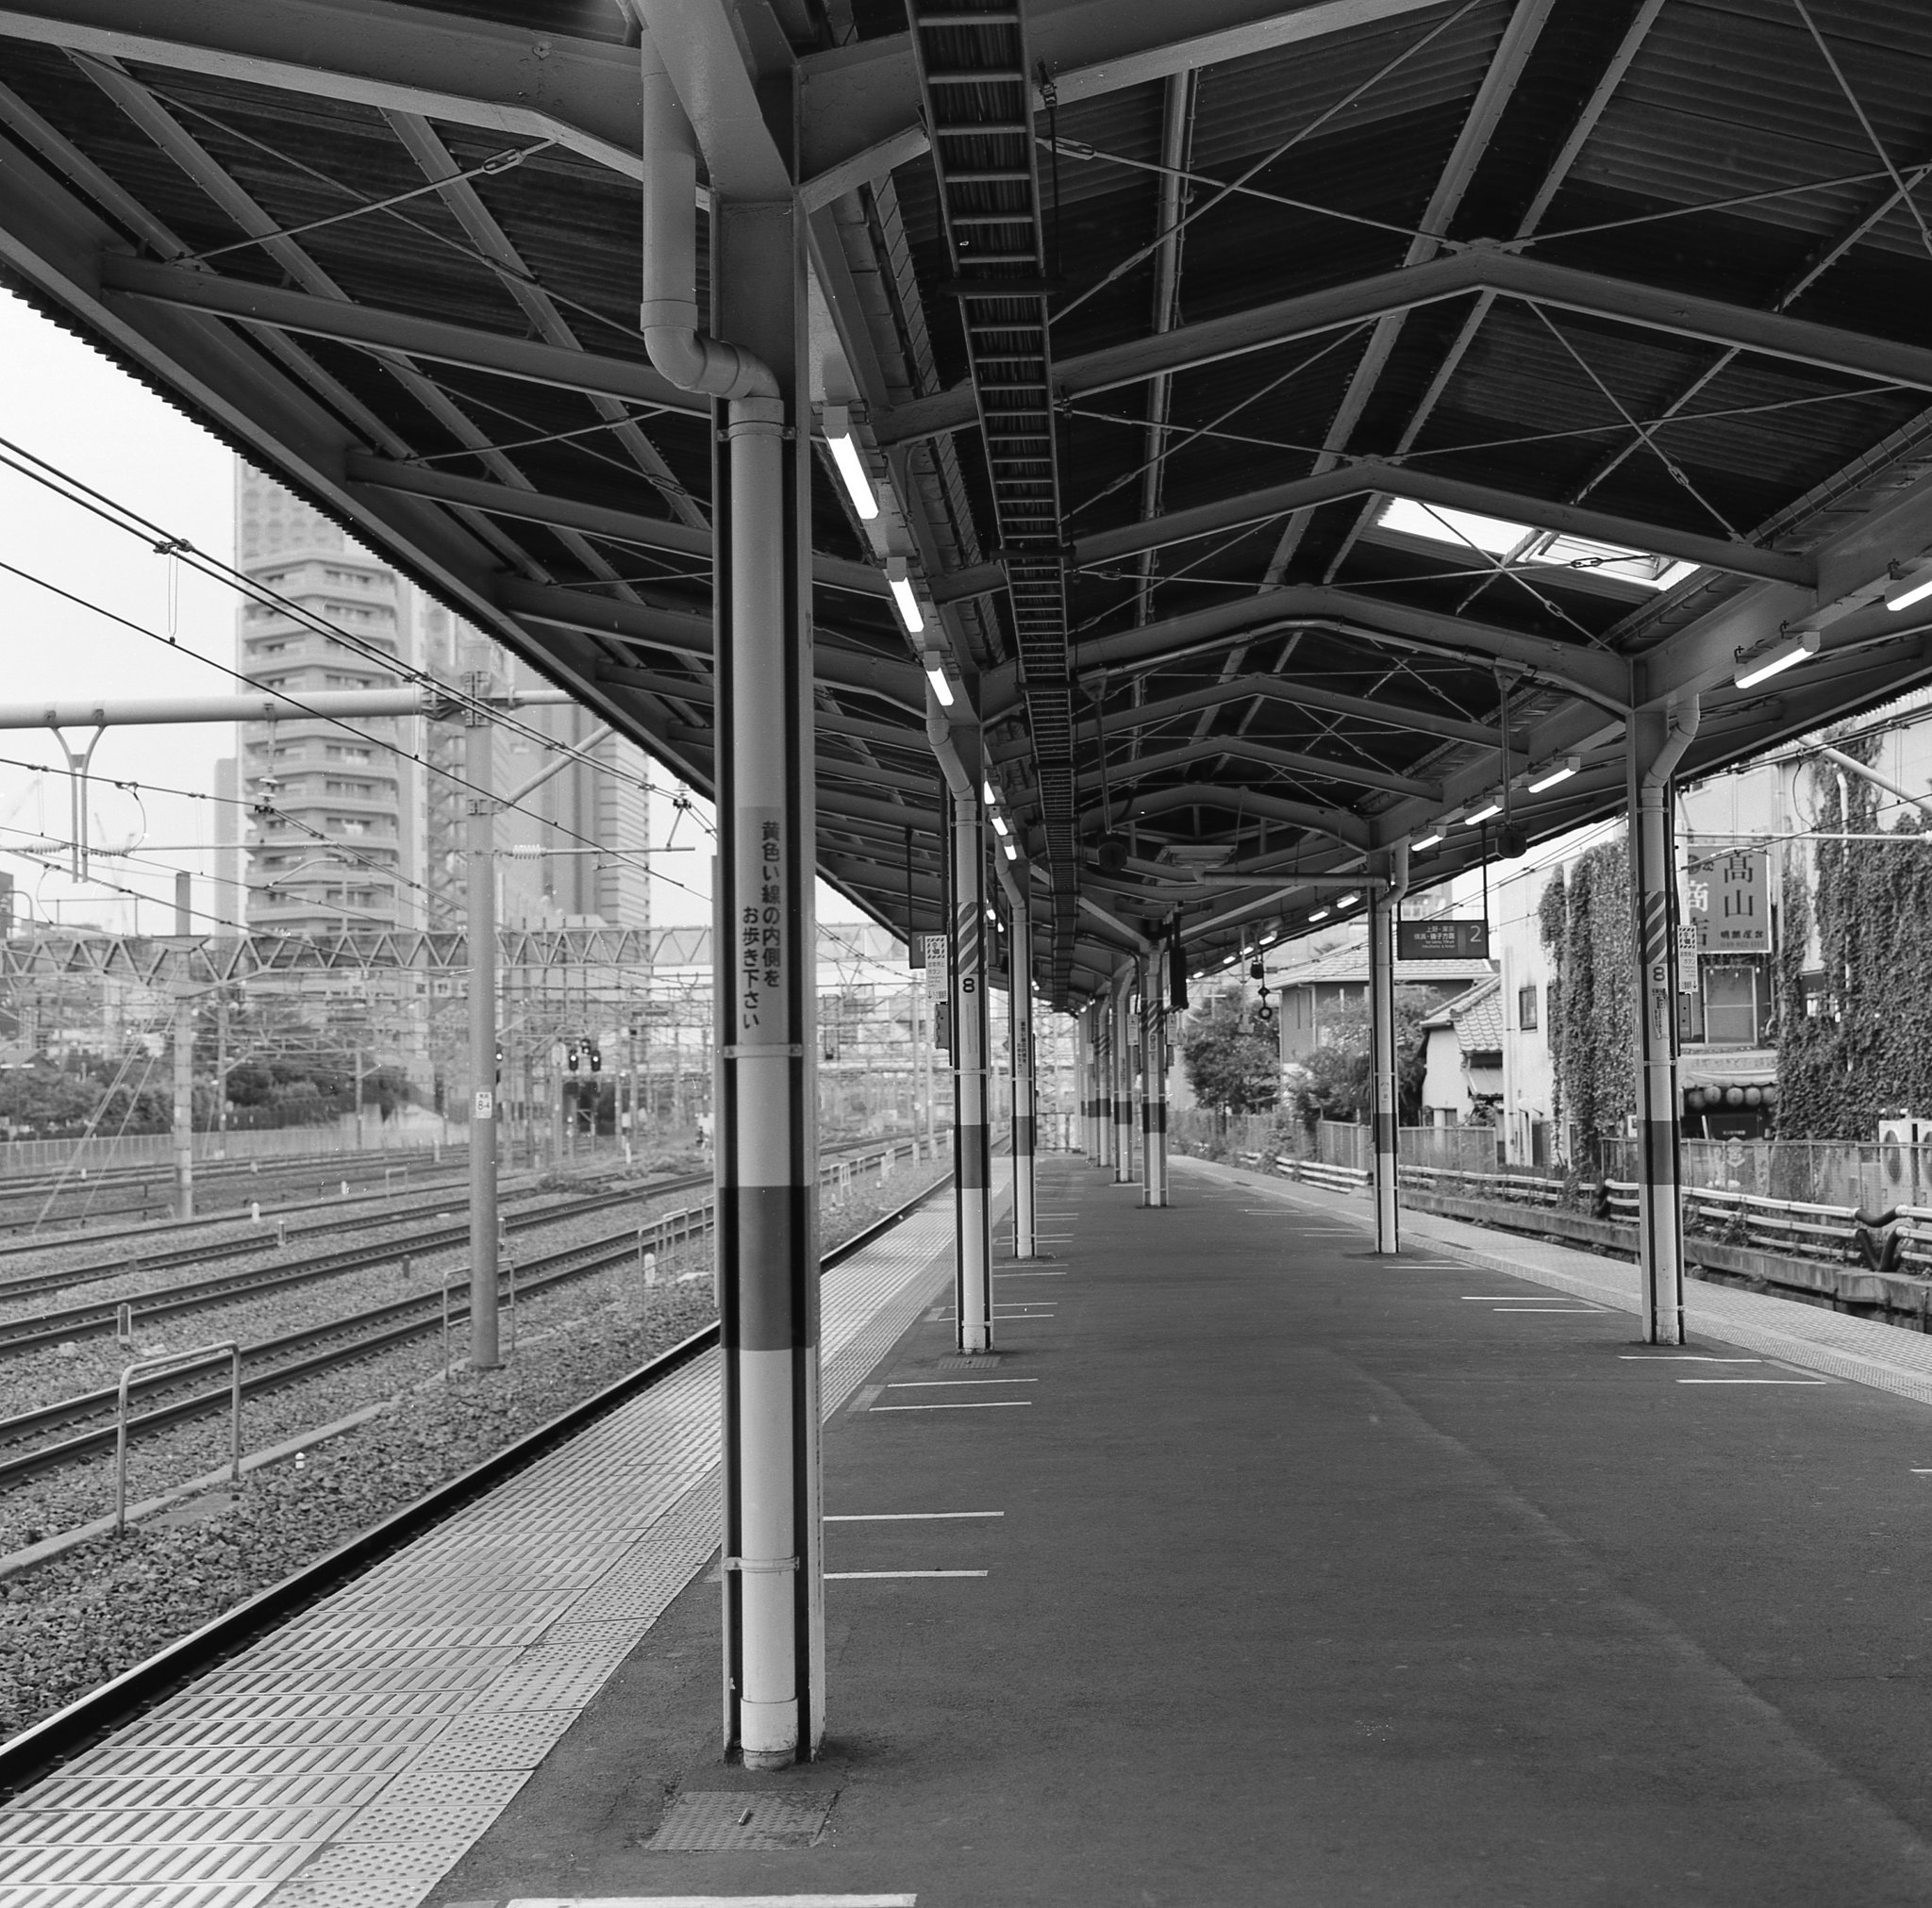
[1526,756,1578,793]
[1308,907,1330,922]
[887,570,924,636]
[924,662,954,707]
[1889,570,1932,612]
[1464,802,1502,825]
[1336,892,1358,908]
[982,781,998,806]
[1002,841,1018,859]
[991,812,1009,836]
[822,406,878,521]
[1733,627,1818,689]
[1412,831,1444,851]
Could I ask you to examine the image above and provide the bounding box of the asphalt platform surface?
[432,1153,1932,1908]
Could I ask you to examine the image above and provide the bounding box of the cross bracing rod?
[1076,738,1436,803]
[875,249,1932,445]
[345,455,887,599]
[935,458,1808,600]
[1078,674,1502,751]
[1083,783,1371,851]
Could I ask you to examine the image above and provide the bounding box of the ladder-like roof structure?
[6,0,1932,1005]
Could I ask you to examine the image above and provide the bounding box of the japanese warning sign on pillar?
[737,808,787,1046]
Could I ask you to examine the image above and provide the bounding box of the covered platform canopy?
[3,0,1932,1001]
[8,0,1932,1776]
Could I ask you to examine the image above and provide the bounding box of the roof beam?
[1052,585,1629,707]
[1081,738,1438,803]
[344,454,889,600]
[1092,783,1371,852]
[875,250,1932,447]
[1089,673,1501,751]
[797,0,1442,189]
[0,0,642,175]
[102,258,702,416]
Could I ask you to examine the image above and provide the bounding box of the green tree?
[1180,986,1279,1116]
[1285,988,1434,1130]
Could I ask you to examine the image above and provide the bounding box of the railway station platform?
[13,1155,1932,1905]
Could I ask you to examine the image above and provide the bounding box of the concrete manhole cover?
[646,1788,838,1850]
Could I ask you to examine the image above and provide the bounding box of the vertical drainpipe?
[1629,696,1700,1346]
[641,62,815,1770]
[1141,948,1169,1208]
[465,721,499,1362]
[1369,839,1409,1253]
[997,858,1036,1258]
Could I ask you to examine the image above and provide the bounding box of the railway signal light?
[566,1043,580,1073]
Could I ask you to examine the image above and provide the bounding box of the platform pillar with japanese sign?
[1092,1001,1112,1170]
[707,188,823,1766]
[951,771,993,1353]
[1112,971,1136,1185]
[465,713,499,1369]
[1628,702,1699,1345]
[1368,847,1406,1254]
[1009,895,1036,1257]
[1141,951,1169,1209]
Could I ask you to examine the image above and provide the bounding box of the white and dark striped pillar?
[1112,971,1135,1184]
[952,778,993,1351]
[1093,1002,1112,1171]
[1008,892,1036,1257]
[1367,843,1406,1253]
[1629,703,1698,1345]
[709,195,822,1769]
[1141,951,1168,1208]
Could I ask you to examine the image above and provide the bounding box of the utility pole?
[172,871,193,1220]
[465,709,499,1369]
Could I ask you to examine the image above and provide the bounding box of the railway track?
[0,1172,670,1318]
[0,1138,922,1485]
[0,1163,950,1797]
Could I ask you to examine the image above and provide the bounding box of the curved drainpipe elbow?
[1641,694,1701,800]
[925,693,974,799]
[641,67,776,404]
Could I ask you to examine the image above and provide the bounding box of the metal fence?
[0,1113,446,1178]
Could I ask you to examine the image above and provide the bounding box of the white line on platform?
[995,1269,1067,1277]
[826,1512,1005,1520]
[826,1570,988,1579]
[872,1401,1034,1411]
[1619,1355,1761,1363]
[888,1378,1037,1386]
[1676,1377,1830,1385]
[505,1895,918,1905]
[1493,1306,1607,1313]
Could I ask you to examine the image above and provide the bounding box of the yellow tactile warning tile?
[0,1205,957,1908]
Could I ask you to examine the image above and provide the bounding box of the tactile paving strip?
[0,1208,958,1908]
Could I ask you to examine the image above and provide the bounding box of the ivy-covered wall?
[1775,738,1932,1137]
[1538,836,1636,1142]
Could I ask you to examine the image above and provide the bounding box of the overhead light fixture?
[1733,626,1819,689]
[924,658,955,708]
[1888,561,1932,613]
[1412,830,1444,852]
[1465,802,1503,825]
[982,781,998,806]
[1002,841,1018,860]
[885,556,924,636]
[821,404,878,522]
[1308,907,1330,922]
[991,812,1009,837]
[1526,755,1578,793]
[1336,892,1359,908]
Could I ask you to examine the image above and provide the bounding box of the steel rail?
[0,1162,955,1799]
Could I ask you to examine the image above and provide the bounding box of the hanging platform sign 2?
[1396,920,1490,959]
[1685,849,1770,953]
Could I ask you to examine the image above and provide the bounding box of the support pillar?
[465,718,499,1368]
[1112,973,1135,1184]
[1628,700,1699,1346]
[1009,892,1036,1258]
[171,871,193,1221]
[1141,951,1168,1208]
[951,771,993,1349]
[703,189,823,1767]
[1367,842,1407,1253]
[1092,1003,1111,1170]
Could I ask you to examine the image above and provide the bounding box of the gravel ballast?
[0,1146,944,1745]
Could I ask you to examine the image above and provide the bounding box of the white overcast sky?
[0,290,865,938]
